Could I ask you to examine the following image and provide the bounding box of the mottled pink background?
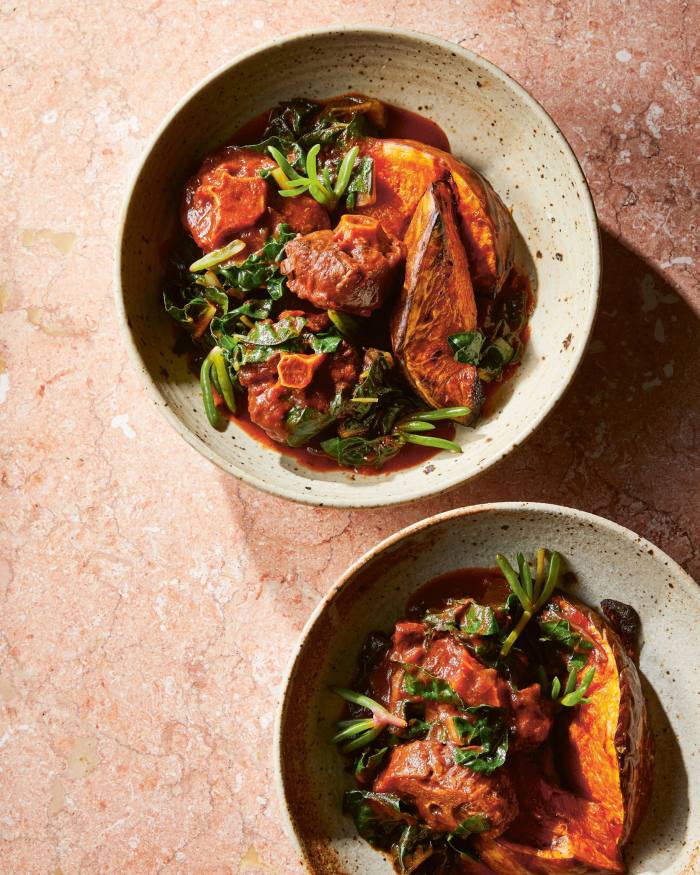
[1,2,698,872]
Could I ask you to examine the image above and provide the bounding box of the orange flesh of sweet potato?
[390,176,484,421]
[475,593,654,874]
[276,353,327,389]
[356,137,513,295]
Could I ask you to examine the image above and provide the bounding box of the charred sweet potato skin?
[549,594,655,847]
[390,177,484,422]
[475,593,653,874]
[356,137,513,295]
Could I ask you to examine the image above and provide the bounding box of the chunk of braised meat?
[182,146,330,251]
[268,190,331,237]
[280,214,406,316]
[238,327,360,445]
[421,636,509,710]
[238,353,292,444]
[374,738,518,836]
[508,684,553,751]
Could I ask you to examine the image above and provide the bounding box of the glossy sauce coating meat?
[238,313,359,444]
[374,738,518,836]
[280,214,406,316]
[182,145,330,252]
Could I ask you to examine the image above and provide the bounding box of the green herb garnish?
[268,142,361,209]
[331,688,407,753]
[497,548,561,657]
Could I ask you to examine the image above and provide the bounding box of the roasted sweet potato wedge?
[357,137,513,294]
[391,176,484,422]
[475,592,654,874]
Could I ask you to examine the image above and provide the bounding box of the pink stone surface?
[1,3,698,872]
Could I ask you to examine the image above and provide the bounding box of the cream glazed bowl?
[116,28,600,507]
[274,502,700,874]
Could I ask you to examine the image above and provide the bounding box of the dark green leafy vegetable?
[402,666,464,708]
[402,718,433,740]
[396,824,434,873]
[539,617,594,654]
[164,293,218,331]
[355,746,389,780]
[479,337,515,378]
[304,330,343,354]
[285,399,341,448]
[321,434,406,468]
[343,790,412,843]
[234,314,306,346]
[215,224,297,300]
[448,328,515,380]
[463,603,500,637]
[345,155,374,209]
[451,706,509,774]
[446,814,490,856]
[448,329,485,365]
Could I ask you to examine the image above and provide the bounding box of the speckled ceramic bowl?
[275,503,700,873]
[116,28,600,507]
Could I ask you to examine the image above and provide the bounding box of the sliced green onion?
[189,238,245,272]
[496,554,530,611]
[331,718,375,744]
[402,434,462,453]
[267,145,301,180]
[305,144,322,186]
[328,309,360,339]
[561,667,596,707]
[412,406,472,422]
[278,186,310,197]
[537,551,561,608]
[398,421,436,433]
[563,666,578,697]
[309,180,332,207]
[349,397,379,404]
[342,726,382,753]
[334,145,359,197]
[331,687,406,729]
[210,348,236,413]
[322,166,334,192]
[200,351,223,429]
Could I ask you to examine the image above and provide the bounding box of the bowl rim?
[114,26,601,509]
[273,500,699,870]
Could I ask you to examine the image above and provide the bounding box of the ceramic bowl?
[275,502,700,873]
[116,28,600,507]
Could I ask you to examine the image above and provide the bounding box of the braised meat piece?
[280,214,406,316]
[508,684,553,751]
[374,738,518,836]
[237,354,292,444]
[421,636,509,710]
[238,330,360,445]
[182,146,330,252]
